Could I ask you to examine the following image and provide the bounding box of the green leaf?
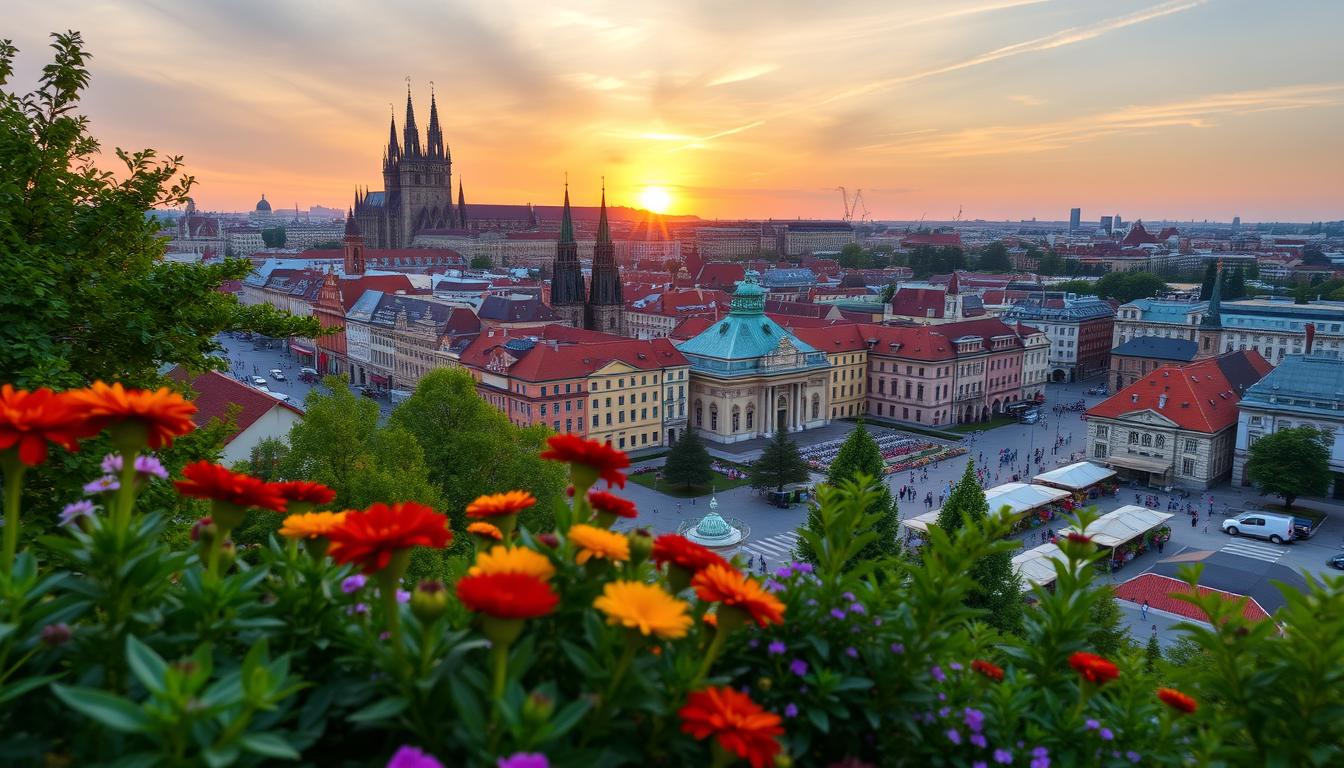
[833,677,874,692]
[239,732,300,760]
[202,743,240,768]
[0,623,14,643]
[125,635,168,695]
[51,684,152,733]
[544,699,593,741]
[0,674,61,705]
[805,707,830,734]
[348,696,408,723]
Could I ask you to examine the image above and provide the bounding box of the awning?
[1103,455,1172,474]
[1012,543,1072,590]
[902,482,1069,534]
[1062,505,1174,549]
[900,510,941,534]
[1034,462,1117,491]
[369,374,389,385]
[290,343,315,356]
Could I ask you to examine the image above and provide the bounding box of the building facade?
[1233,354,1344,497]
[790,325,868,420]
[1000,294,1115,382]
[1108,337,1199,391]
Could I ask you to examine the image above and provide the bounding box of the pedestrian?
[1157,538,1165,553]
[1141,600,1149,620]
[1190,513,1197,528]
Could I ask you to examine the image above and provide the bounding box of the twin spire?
[386,83,446,161]
[557,176,611,245]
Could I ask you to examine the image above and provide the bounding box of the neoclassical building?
[677,271,831,444]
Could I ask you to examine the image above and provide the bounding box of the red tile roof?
[669,316,715,341]
[694,263,746,291]
[1086,350,1271,433]
[888,287,946,319]
[789,324,870,353]
[340,275,421,310]
[461,333,687,382]
[901,232,961,247]
[166,368,301,442]
[1113,573,1269,623]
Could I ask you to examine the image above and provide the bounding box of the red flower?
[1065,532,1093,545]
[465,490,536,519]
[1156,687,1197,714]
[1068,651,1119,685]
[539,434,629,488]
[64,381,196,449]
[692,564,786,627]
[652,534,729,573]
[0,386,88,466]
[271,480,336,506]
[588,491,637,519]
[174,461,287,512]
[455,571,558,619]
[327,502,452,574]
[679,686,784,768]
[971,659,1004,682]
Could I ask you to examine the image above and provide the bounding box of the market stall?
[1061,505,1173,573]
[1033,462,1117,502]
[900,483,1071,539]
[1012,543,1069,591]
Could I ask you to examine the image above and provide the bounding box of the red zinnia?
[455,571,558,619]
[1068,651,1119,685]
[692,564,786,627]
[588,490,637,519]
[539,434,630,488]
[64,381,197,449]
[0,386,88,466]
[1065,532,1093,545]
[174,461,287,512]
[679,686,784,768]
[971,659,1004,682]
[327,501,452,574]
[652,534,729,573]
[465,490,536,519]
[271,480,336,506]
[1156,687,1197,714]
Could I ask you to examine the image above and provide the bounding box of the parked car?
[264,391,291,403]
[1328,553,1344,570]
[1221,512,1295,545]
[300,367,318,376]
[269,368,286,381]
[250,376,268,387]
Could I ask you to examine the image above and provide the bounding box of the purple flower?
[842,591,857,602]
[994,749,1013,765]
[791,562,814,574]
[949,661,963,671]
[59,500,96,527]
[133,455,169,480]
[83,476,119,495]
[1126,751,1141,764]
[963,708,984,733]
[845,646,858,658]
[872,617,882,626]
[789,658,808,677]
[1099,728,1114,742]
[342,574,367,593]
[806,598,818,607]
[1085,719,1100,731]
[1030,746,1050,768]
[938,692,947,702]
[971,733,988,749]
[387,746,444,768]
[930,665,946,683]
[774,566,792,579]
[890,643,905,654]
[848,602,866,615]
[938,706,951,718]
[974,763,988,768]
[764,579,785,592]
[767,640,787,656]
[497,755,548,768]
[346,602,369,616]
[784,703,798,718]
[748,639,759,649]
[396,589,411,604]
[100,454,122,474]
[830,608,847,620]
[946,729,962,745]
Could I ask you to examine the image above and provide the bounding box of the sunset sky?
[10,0,1343,221]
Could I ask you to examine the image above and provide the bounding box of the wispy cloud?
[1008,94,1046,107]
[707,64,777,87]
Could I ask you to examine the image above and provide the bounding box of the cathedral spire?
[386,111,400,161]
[559,177,575,243]
[426,83,444,158]
[596,177,611,244]
[456,181,467,229]
[402,83,421,157]
[1202,258,1224,328]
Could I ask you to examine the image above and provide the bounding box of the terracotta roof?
[340,274,420,310]
[694,263,746,291]
[461,333,687,381]
[901,232,961,247]
[789,324,870,353]
[669,316,715,341]
[166,368,301,443]
[1113,573,1269,623]
[888,287,946,319]
[859,324,958,362]
[1086,350,1271,433]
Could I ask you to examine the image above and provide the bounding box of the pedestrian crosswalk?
[1219,539,1287,563]
[739,531,801,568]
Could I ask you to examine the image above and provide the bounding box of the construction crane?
[953,205,963,223]
[834,186,868,222]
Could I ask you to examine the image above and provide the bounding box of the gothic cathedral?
[550,183,624,333]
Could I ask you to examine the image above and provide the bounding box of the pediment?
[1116,409,1178,428]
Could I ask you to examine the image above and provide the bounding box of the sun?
[637,185,672,214]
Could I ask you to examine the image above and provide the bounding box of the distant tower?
[1069,208,1081,232]
[456,181,468,229]
[343,209,366,276]
[1197,259,1224,358]
[586,182,625,333]
[550,182,586,328]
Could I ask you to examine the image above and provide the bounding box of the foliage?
[239,437,290,481]
[837,242,870,269]
[799,425,898,565]
[907,244,967,278]
[975,241,1012,272]
[933,462,1022,635]
[662,429,712,489]
[879,282,897,303]
[749,430,811,493]
[310,239,342,250]
[1226,267,1245,299]
[1087,587,1131,657]
[1052,279,1097,295]
[1092,271,1169,303]
[260,226,287,248]
[1036,249,1066,275]
[1199,262,1218,300]
[1245,425,1331,510]
[469,254,492,269]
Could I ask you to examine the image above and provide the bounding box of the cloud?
[1008,94,1046,107]
[707,64,777,87]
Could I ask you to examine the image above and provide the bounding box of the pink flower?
[387,746,443,768]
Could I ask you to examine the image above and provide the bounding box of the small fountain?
[677,492,750,560]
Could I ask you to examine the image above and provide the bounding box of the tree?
[976,241,1012,273]
[749,430,811,493]
[310,239,342,250]
[1145,631,1163,673]
[1088,587,1131,656]
[880,282,897,303]
[799,424,898,565]
[934,462,1023,635]
[240,437,289,481]
[662,429,713,490]
[469,254,493,269]
[1246,261,1259,280]
[1226,267,1246,299]
[1199,262,1218,300]
[1245,426,1331,510]
[1093,272,1168,303]
[261,226,287,248]
[1052,280,1096,296]
[837,242,870,269]
[1036,250,1065,276]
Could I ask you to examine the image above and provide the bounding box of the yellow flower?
[594,580,693,639]
[469,545,555,580]
[278,511,348,540]
[569,523,630,565]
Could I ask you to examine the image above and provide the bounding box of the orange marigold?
[0,386,87,466]
[278,511,349,540]
[64,381,197,449]
[174,461,287,513]
[455,572,558,620]
[691,564,785,627]
[679,686,784,768]
[327,501,452,574]
[539,434,629,488]
[467,521,503,541]
[466,490,537,519]
[1156,687,1197,714]
[652,534,729,574]
[271,480,336,506]
[1068,651,1119,686]
[569,523,630,564]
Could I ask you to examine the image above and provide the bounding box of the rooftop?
[1110,337,1200,362]
[1086,350,1272,433]
[1240,355,1344,416]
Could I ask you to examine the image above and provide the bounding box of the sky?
[9,0,1344,222]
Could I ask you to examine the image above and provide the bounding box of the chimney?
[1306,322,1316,355]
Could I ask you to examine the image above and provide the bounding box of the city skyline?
[9,0,1343,221]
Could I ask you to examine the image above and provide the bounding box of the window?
[553,420,560,432]
[1128,431,1139,445]
[710,405,719,431]
[540,404,547,416]
[606,414,612,425]
[1182,458,1195,475]
[1184,439,1196,454]
[592,415,599,427]
[732,407,740,432]
[1141,434,1152,447]
[746,407,754,430]
[1094,444,1107,458]
[1155,435,1165,448]
[695,401,703,427]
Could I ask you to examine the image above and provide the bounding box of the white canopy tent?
[1012,543,1070,590]
[1062,505,1173,549]
[1033,462,1117,492]
[899,483,1070,535]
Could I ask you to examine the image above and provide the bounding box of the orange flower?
[467,521,503,541]
[278,511,348,540]
[540,434,629,488]
[692,564,785,627]
[652,534,729,574]
[271,480,336,506]
[327,501,452,574]
[1068,651,1119,686]
[1157,687,1197,714]
[0,386,87,466]
[971,659,1004,682]
[64,381,196,449]
[588,491,637,519]
[455,571,558,619]
[174,461,287,513]
[465,490,536,519]
[569,523,630,564]
[679,686,784,768]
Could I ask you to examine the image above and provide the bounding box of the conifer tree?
[799,424,899,564]
[934,461,1023,635]
[749,430,811,493]
[662,429,713,490]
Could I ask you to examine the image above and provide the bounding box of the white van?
[1222,512,1294,545]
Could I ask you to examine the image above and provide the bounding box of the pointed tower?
[586,181,625,333]
[402,86,422,158]
[343,208,366,276]
[1197,259,1224,358]
[456,181,468,229]
[426,87,444,159]
[550,182,587,329]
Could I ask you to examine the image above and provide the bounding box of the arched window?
[710,404,719,432]
[731,406,740,432]
[694,400,703,428]
[1141,434,1153,447]
[1128,431,1139,445]
[1155,435,1166,448]
[745,405,754,430]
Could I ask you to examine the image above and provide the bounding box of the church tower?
[1197,259,1224,358]
[343,209,365,276]
[585,183,625,333]
[392,86,452,247]
[550,183,587,328]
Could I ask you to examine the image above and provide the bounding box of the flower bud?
[190,517,216,543]
[410,579,449,623]
[774,754,794,768]
[627,528,654,566]
[522,691,555,726]
[218,540,236,571]
[536,532,560,549]
[757,676,773,691]
[40,623,72,648]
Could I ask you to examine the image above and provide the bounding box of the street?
[214,334,394,420]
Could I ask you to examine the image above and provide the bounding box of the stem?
[491,641,509,701]
[692,627,728,688]
[604,638,638,704]
[113,450,138,533]
[1,457,24,577]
